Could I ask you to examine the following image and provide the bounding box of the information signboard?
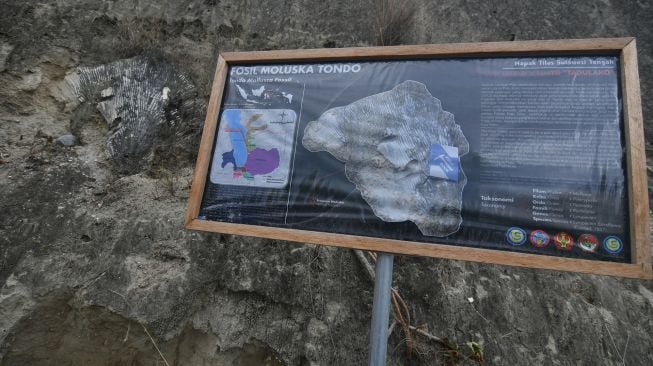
[185,38,651,279]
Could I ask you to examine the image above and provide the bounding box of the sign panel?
[186,38,651,279]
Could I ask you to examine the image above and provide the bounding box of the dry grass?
[372,0,417,46]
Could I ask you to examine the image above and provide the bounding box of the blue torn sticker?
[428,144,459,182]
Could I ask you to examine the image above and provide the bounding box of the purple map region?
[221,148,280,176]
[244,148,280,175]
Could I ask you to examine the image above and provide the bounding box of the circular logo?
[554,232,574,251]
[603,236,623,254]
[506,227,527,246]
[577,234,598,252]
[529,230,550,248]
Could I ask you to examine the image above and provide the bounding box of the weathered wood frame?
[185,38,652,279]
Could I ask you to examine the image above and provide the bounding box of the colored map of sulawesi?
[211,109,297,188]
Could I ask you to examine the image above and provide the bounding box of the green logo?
[603,236,623,254]
[506,227,527,246]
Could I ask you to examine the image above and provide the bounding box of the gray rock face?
[303,81,469,236]
[0,41,13,72]
[16,68,41,91]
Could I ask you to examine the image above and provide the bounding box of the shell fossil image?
[302,80,469,237]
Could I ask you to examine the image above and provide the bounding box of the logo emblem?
[603,236,623,254]
[554,232,574,251]
[506,227,527,246]
[529,230,550,248]
[577,234,598,252]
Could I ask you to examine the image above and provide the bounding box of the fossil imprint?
[302,80,469,237]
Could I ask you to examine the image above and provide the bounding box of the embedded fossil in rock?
[302,80,469,236]
[63,57,203,172]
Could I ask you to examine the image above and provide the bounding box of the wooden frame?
[185,37,652,280]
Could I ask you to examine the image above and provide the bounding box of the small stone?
[100,87,114,99]
[162,86,170,101]
[56,134,77,147]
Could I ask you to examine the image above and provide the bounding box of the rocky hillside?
[2,1,653,365]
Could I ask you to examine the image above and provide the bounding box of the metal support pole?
[368,253,394,366]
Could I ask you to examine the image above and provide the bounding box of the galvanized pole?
[368,253,394,366]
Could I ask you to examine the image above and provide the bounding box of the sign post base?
[368,253,394,366]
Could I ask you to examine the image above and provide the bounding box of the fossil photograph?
[302,80,468,237]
